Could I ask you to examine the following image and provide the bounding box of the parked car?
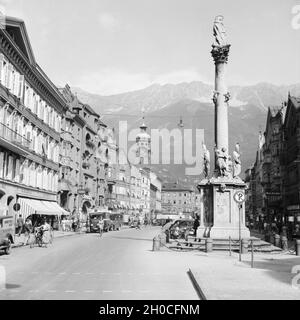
[0,216,14,255]
[162,219,195,240]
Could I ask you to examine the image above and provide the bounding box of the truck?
[0,216,14,255]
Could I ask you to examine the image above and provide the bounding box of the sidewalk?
[12,231,79,248]
[190,251,300,300]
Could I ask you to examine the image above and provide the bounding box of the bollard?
[153,236,161,251]
[275,234,281,248]
[281,235,288,251]
[0,265,5,291]
[251,240,254,268]
[241,239,249,254]
[205,238,213,253]
[295,240,300,256]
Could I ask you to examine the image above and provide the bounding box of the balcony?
[0,122,31,156]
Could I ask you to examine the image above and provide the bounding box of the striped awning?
[19,198,69,219]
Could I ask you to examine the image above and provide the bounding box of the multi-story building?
[261,106,286,223]
[245,106,287,229]
[0,17,68,221]
[113,151,132,215]
[59,85,111,221]
[161,182,195,218]
[282,94,300,231]
[130,164,142,218]
[150,171,162,220]
[58,85,85,216]
[140,168,151,220]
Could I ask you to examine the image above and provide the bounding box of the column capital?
[211,45,231,64]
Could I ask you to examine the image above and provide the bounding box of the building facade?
[161,182,196,218]
[282,95,300,230]
[0,17,67,221]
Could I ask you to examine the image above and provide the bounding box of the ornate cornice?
[211,45,231,64]
[0,30,67,114]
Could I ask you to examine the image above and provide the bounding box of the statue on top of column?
[202,143,210,179]
[233,143,242,178]
[213,15,228,47]
[215,146,229,177]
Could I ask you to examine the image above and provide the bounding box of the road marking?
[84,290,95,293]
[103,290,113,293]
[29,290,39,293]
[85,273,94,275]
[122,290,132,293]
[100,273,106,275]
[31,272,39,274]
[72,273,81,275]
[47,290,57,293]
[65,290,76,293]
[59,272,66,275]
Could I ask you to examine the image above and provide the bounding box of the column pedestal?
[197,177,250,240]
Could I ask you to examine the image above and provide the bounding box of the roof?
[289,96,300,110]
[4,16,36,65]
[269,106,282,117]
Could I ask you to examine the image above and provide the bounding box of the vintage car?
[0,216,14,255]
[88,211,110,233]
[162,218,195,240]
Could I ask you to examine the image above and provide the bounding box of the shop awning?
[19,198,69,219]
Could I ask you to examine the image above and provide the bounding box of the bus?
[88,210,111,233]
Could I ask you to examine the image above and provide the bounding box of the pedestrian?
[72,219,77,232]
[23,219,33,246]
[136,219,141,230]
[16,214,24,237]
[193,216,200,237]
[61,218,66,232]
[41,219,51,246]
[98,218,104,237]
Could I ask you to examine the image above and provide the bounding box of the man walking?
[16,215,24,237]
[98,218,104,237]
[193,215,200,237]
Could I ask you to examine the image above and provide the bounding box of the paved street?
[0,227,199,300]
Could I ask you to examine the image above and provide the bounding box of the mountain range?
[72,81,300,185]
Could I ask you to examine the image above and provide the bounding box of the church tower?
[136,118,151,166]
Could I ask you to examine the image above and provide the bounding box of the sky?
[1,0,300,95]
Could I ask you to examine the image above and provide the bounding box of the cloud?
[74,69,211,95]
[98,12,119,32]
